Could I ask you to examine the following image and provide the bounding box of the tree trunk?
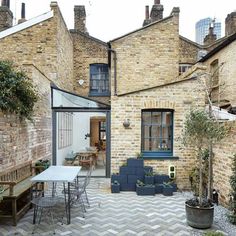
[199,147,203,206]
[208,141,213,200]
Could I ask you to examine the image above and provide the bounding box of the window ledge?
[142,156,179,160]
[89,93,111,97]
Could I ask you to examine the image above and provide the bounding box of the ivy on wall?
[0,61,38,121]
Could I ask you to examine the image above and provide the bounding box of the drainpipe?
[107,43,117,96]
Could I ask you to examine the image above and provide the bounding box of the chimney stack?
[143,5,151,26]
[204,25,217,46]
[145,6,149,20]
[150,0,164,22]
[225,11,236,36]
[1,0,9,8]
[21,2,25,18]
[74,5,87,33]
[18,3,26,24]
[0,0,13,31]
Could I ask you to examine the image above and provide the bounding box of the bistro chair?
[31,184,64,234]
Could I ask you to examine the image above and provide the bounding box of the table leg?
[68,182,71,224]
[63,182,69,224]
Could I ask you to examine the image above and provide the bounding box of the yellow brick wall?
[0,3,74,171]
[213,121,236,207]
[0,65,52,171]
[71,31,110,104]
[203,40,236,107]
[179,37,200,64]
[110,78,205,190]
[110,15,179,95]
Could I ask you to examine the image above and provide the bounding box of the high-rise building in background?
[195,17,221,44]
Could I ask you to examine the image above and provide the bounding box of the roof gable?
[0,11,53,39]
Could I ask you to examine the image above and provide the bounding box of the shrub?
[0,61,38,121]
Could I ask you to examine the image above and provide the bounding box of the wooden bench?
[0,161,35,226]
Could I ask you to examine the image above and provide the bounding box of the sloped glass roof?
[51,87,110,109]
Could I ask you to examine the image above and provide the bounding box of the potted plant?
[136,180,155,196]
[228,154,236,224]
[111,181,120,193]
[144,170,154,185]
[183,109,227,229]
[162,182,174,196]
[155,183,164,194]
[154,174,170,184]
[35,159,50,174]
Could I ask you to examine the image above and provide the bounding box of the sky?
[9,0,236,42]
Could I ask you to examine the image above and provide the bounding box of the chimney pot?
[1,0,6,6]
[4,0,9,8]
[21,2,25,19]
[145,6,149,20]
[155,0,160,4]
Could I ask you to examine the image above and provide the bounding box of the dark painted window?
[90,64,110,96]
[141,109,173,157]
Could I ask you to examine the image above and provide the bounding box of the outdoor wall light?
[123,119,130,128]
[85,133,91,139]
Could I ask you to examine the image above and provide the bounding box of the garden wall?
[213,120,236,207]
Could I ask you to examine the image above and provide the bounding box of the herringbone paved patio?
[0,179,227,236]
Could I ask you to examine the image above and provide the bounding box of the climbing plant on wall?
[0,60,38,121]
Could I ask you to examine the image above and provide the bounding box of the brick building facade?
[0,1,235,204]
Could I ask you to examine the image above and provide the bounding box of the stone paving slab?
[0,178,228,236]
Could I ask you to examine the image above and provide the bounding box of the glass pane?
[152,112,161,124]
[52,88,109,108]
[162,112,172,125]
[151,139,161,151]
[162,126,169,139]
[152,125,161,138]
[144,125,151,138]
[143,139,151,151]
[161,139,171,150]
[142,112,151,124]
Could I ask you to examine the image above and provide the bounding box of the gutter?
[107,43,117,96]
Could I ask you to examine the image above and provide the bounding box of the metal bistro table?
[31,165,81,224]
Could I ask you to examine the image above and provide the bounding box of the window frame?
[141,109,174,159]
[89,63,110,97]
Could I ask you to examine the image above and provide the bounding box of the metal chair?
[31,184,63,234]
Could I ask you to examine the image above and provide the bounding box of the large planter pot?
[163,185,173,196]
[111,183,120,193]
[185,202,214,229]
[120,183,136,191]
[155,184,163,194]
[127,158,144,168]
[136,184,155,196]
[144,176,154,185]
[120,166,135,175]
[154,174,170,184]
[111,174,127,184]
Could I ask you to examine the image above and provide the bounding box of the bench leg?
[12,199,17,226]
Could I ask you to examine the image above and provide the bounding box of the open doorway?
[51,87,110,177]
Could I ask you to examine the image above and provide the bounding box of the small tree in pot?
[228,154,236,224]
[183,109,227,229]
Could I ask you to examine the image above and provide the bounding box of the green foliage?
[0,61,38,121]
[228,154,236,224]
[137,180,145,186]
[183,110,227,148]
[163,182,172,187]
[136,152,143,159]
[183,109,228,205]
[144,169,153,176]
[204,231,224,236]
[189,149,209,196]
[230,154,236,193]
